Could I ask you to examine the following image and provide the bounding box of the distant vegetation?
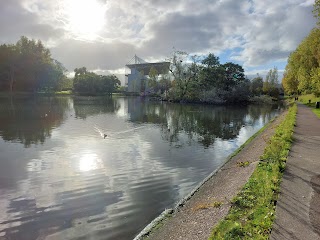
[0,36,120,95]
[0,36,282,101]
[142,51,281,104]
[0,36,68,92]
[282,1,320,96]
[73,67,120,95]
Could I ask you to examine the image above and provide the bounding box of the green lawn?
[297,94,320,119]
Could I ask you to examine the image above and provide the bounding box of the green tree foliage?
[264,67,279,97]
[198,54,246,91]
[282,28,320,95]
[199,53,224,90]
[73,68,120,95]
[168,51,249,102]
[0,44,17,91]
[222,62,246,91]
[282,2,320,95]
[158,74,172,94]
[0,36,67,92]
[169,51,200,100]
[313,0,320,26]
[250,74,263,95]
[148,66,158,89]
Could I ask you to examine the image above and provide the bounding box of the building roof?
[126,62,170,75]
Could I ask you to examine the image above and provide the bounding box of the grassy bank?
[210,104,297,239]
[297,94,320,118]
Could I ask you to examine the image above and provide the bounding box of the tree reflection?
[0,96,69,147]
[127,98,278,148]
[73,96,120,119]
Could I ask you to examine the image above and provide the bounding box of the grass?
[237,161,250,168]
[296,94,320,119]
[193,201,224,211]
[297,94,320,105]
[209,104,297,240]
[312,109,320,118]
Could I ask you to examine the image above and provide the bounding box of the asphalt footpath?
[271,104,320,240]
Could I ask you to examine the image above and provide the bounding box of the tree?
[311,68,320,96]
[0,44,18,92]
[221,62,246,91]
[74,67,87,77]
[282,28,320,95]
[0,36,66,92]
[250,74,263,95]
[313,0,320,26]
[282,72,299,95]
[158,74,172,94]
[199,53,223,90]
[73,68,120,94]
[148,66,158,92]
[263,67,279,97]
[169,51,200,100]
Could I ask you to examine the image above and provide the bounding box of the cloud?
[50,39,136,70]
[0,0,317,77]
[0,0,64,44]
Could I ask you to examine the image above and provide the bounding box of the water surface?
[0,96,281,239]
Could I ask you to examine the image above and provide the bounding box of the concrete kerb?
[133,116,278,240]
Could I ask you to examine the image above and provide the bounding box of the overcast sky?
[0,0,317,83]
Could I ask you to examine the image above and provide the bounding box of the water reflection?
[0,96,69,147]
[127,98,276,148]
[1,179,122,240]
[79,153,104,172]
[73,96,120,119]
[0,96,281,240]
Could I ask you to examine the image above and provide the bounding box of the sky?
[0,0,317,84]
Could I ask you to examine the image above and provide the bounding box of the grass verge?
[312,109,320,118]
[297,94,320,119]
[297,94,320,105]
[209,104,297,240]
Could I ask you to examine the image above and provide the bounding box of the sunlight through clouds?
[56,0,108,41]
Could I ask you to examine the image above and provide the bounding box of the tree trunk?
[9,65,14,93]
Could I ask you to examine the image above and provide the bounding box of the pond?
[0,96,281,240]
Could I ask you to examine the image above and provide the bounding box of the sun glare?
[79,153,103,172]
[58,0,106,40]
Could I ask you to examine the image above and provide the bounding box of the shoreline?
[135,109,287,240]
[0,92,282,106]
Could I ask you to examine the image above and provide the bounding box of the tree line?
[0,36,281,101]
[0,36,120,95]
[73,67,120,95]
[282,1,320,96]
[142,51,280,103]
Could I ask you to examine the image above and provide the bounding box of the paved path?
[271,104,320,240]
